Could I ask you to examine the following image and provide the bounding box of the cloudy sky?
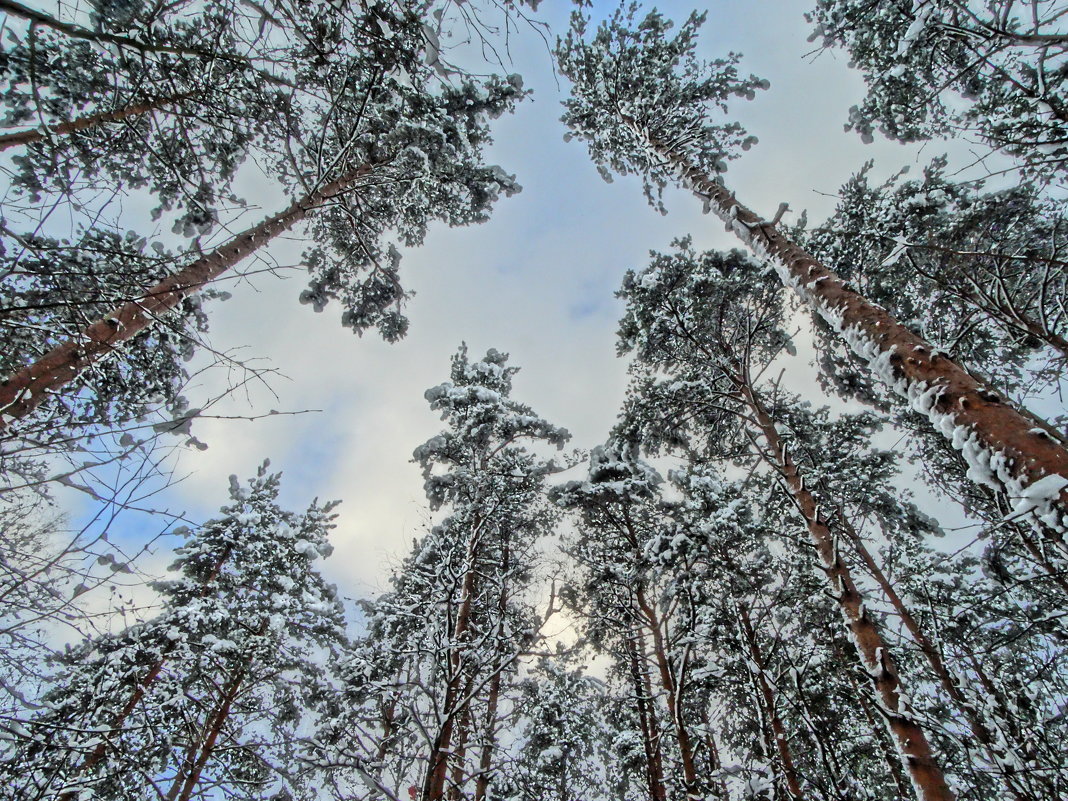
[57,0,989,607]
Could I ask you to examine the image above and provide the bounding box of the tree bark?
[473,535,510,801]
[472,666,502,801]
[633,583,700,797]
[736,603,805,801]
[60,545,235,797]
[446,701,472,801]
[740,381,956,801]
[171,661,249,801]
[698,705,729,800]
[423,525,482,801]
[0,92,196,152]
[625,621,669,801]
[845,654,914,799]
[0,164,373,427]
[630,121,1068,536]
[837,513,1041,801]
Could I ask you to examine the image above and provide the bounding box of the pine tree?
[805,0,1068,179]
[314,346,568,801]
[0,2,527,438]
[615,239,957,800]
[795,157,1068,404]
[557,5,1068,540]
[0,463,348,801]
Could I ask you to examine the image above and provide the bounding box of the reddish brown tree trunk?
[736,603,804,801]
[0,92,195,151]
[472,666,503,801]
[473,536,510,801]
[446,702,472,801]
[740,382,956,801]
[625,622,669,801]
[845,655,914,798]
[631,122,1068,534]
[423,527,482,801]
[837,513,1039,801]
[171,663,248,801]
[61,546,234,797]
[633,584,700,795]
[0,165,373,426]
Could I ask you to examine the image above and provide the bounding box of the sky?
[50,0,996,611]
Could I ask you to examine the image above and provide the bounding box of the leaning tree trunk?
[738,380,956,801]
[835,510,1044,801]
[0,92,196,151]
[0,164,373,427]
[629,121,1068,540]
[844,647,914,799]
[170,660,250,801]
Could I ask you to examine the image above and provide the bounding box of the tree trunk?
[625,621,668,801]
[631,121,1068,536]
[472,665,502,801]
[845,654,914,799]
[170,662,249,801]
[473,535,510,801]
[0,164,373,427]
[61,546,234,796]
[0,92,195,151]
[736,603,805,801]
[837,512,1040,801]
[633,583,700,797]
[740,381,956,801]
[446,701,472,801]
[423,526,483,801]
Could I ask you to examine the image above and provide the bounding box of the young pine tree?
[0,463,348,801]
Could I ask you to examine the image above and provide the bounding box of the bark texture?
[422,526,482,801]
[736,603,804,801]
[626,622,669,801]
[838,514,1040,801]
[0,165,372,426]
[632,123,1068,531]
[741,383,956,801]
[0,93,195,151]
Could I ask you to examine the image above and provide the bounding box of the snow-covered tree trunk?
[472,660,503,801]
[66,543,236,784]
[473,535,510,801]
[845,650,915,798]
[423,520,483,801]
[633,581,700,796]
[838,513,1044,801]
[625,623,669,801]
[0,164,373,426]
[647,133,1068,539]
[740,381,955,801]
[698,705,728,799]
[557,6,1068,540]
[169,645,256,801]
